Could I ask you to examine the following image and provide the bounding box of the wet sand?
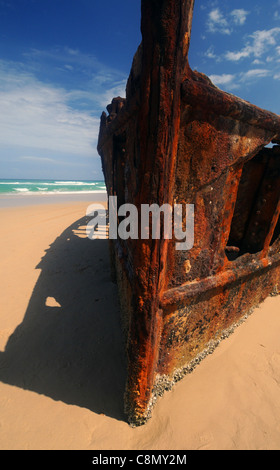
[0,191,107,208]
[0,198,280,450]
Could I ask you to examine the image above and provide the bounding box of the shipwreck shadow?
[0,216,127,422]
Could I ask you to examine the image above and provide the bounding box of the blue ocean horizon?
[0,178,106,196]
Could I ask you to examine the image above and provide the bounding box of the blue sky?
[0,0,280,180]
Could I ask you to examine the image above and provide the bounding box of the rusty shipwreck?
[97,0,280,426]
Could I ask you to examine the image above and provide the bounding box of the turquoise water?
[0,179,106,195]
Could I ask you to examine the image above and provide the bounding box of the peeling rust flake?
[97,0,280,426]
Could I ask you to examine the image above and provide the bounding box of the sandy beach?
[0,196,280,450]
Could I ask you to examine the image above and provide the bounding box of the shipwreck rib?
[97,0,280,426]
[182,74,280,134]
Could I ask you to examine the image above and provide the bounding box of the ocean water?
[0,179,107,196]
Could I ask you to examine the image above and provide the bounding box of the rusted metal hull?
[97,0,280,426]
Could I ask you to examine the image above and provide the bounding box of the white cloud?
[225,47,252,61]
[225,28,280,61]
[251,28,280,56]
[207,7,249,35]
[240,69,270,81]
[19,156,82,166]
[231,9,249,26]
[252,59,264,65]
[208,69,273,91]
[274,3,280,20]
[205,46,217,60]
[21,46,127,113]
[21,156,60,163]
[209,73,236,86]
[0,60,100,156]
[207,8,231,35]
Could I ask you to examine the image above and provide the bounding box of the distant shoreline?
[0,191,108,208]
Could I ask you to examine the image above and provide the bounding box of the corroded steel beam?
[97,0,280,426]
